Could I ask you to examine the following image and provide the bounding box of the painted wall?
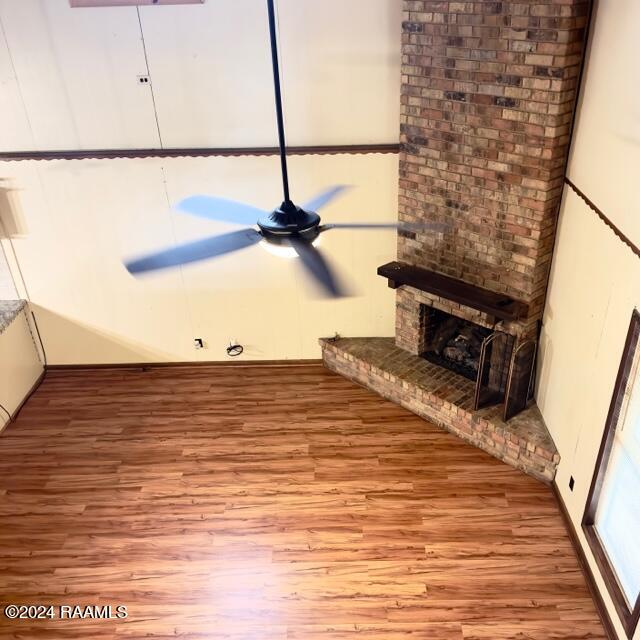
[0,244,17,299]
[537,1,640,637]
[565,0,640,248]
[1,153,398,364]
[0,0,401,364]
[0,306,44,430]
[0,0,401,150]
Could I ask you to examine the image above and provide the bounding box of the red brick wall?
[398,0,590,321]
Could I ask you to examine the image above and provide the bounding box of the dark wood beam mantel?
[378,261,529,322]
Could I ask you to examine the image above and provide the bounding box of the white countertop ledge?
[0,300,27,335]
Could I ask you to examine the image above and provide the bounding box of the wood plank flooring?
[0,364,605,639]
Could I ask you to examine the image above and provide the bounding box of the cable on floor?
[0,402,11,424]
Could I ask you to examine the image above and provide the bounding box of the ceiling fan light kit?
[256,202,321,243]
[124,0,445,298]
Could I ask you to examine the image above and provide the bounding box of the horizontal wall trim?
[565,178,640,260]
[552,482,617,640]
[45,359,324,371]
[0,144,400,162]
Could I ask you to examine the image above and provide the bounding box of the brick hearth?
[321,337,558,483]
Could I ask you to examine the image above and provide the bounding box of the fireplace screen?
[504,340,537,420]
[475,331,514,411]
[422,307,521,414]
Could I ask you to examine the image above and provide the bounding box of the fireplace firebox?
[421,306,518,412]
[423,308,491,381]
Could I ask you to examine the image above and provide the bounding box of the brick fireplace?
[321,0,590,482]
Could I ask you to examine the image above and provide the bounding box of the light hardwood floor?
[0,364,605,639]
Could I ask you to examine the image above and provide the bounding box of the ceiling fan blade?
[125,228,262,275]
[320,221,449,233]
[176,195,265,226]
[302,185,350,213]
[288,237,347,298]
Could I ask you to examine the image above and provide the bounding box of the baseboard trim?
[45,359,323,371]
[552,482,617,640]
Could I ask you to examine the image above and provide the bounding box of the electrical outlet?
[193,338,204,349]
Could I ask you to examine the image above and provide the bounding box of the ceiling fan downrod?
[258,0,321,239]
[266,0,292,209]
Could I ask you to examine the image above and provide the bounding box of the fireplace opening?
[417,305,537,418]
[422,308,492,381]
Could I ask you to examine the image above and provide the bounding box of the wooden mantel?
[377,261,529,322]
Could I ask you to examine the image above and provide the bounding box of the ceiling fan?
[125,0,444,297]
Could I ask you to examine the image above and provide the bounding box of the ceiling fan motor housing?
[257,202,321,243]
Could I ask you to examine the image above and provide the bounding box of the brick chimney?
[398,0,589,329]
